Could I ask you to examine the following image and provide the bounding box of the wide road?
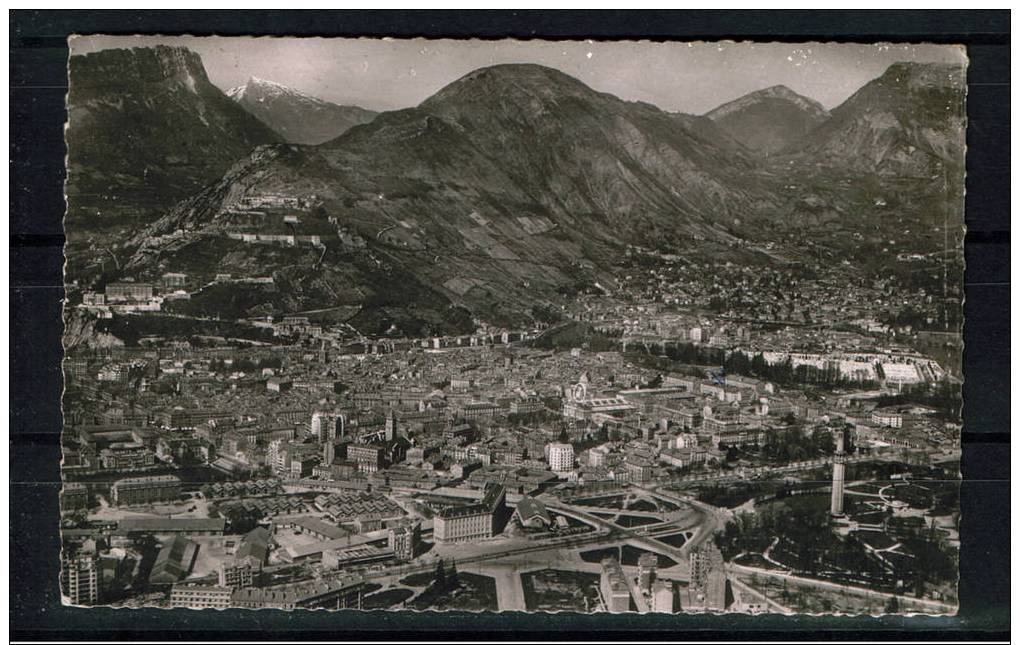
[341,528,622,586]
[475,564,528,612]
[335,494,717,594]
[541,497,708,566]
[634,484,728,556]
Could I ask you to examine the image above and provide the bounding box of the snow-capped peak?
[226,76,329,106]
[248,76,294,93]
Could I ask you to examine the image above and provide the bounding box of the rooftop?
[117,517,225,533]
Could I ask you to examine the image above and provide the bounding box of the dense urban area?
[61,261,962,614]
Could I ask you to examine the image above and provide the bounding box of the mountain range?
[65,46,966,338]
[227,77,377,145]
[122,63,783,334]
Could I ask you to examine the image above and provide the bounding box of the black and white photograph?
[57,35,967,616]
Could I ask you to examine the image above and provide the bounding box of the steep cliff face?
[706,85,831,154]
[65,46,280,223]
[62,309,125,351]
[227,77,376,144]
[789,63,967,177]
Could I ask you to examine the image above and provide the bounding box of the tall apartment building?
[311,410,346,441]
[322,439,336,466]
[546,442,575,472]
[61,546,100,606]
[688,543,727,611]
[267,439,286,474]
[830,429,846,516]
[599,556,632,613]
[637,552,658,593]
[388,520,422,561]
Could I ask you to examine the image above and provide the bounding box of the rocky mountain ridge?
[69,52,967,336]
[788,62,967,177]
[65,45,280,224]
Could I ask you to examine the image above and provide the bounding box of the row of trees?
[527,319,625,350]
[638,341,878,389]
[753,426,851,463]
[872,379,963,421]
[208,356,283,373]
[412,558,461,607]
[884,303,963,333]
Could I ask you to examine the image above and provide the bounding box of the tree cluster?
[638,342,876,389]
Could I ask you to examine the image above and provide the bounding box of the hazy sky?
[70,36,966,114]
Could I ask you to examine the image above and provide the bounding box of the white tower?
[310,411,324,440]
[385,409,396,441]
[830,429,846,516]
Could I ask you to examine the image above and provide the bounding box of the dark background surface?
[10,10,1009,642]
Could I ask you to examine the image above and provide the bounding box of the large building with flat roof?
[115,517,225,537]
[105,282,154,302]
[273,515,349,541]
[433,482,506,544]
[110,474,181,506]
[230,577,365,610]
[650,579,676,613]
[277,532,376,563]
